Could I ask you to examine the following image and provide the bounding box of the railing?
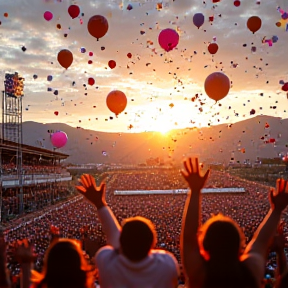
[1,173,72,188]
[114,188,246,195]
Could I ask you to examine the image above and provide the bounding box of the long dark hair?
[32,239,93,288]
[199,215,257,288]
[199,214,245,261]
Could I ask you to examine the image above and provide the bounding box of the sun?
[154,123,171,134]
[143,114,174,134]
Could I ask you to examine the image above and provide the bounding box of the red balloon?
[247,16,262,34]
[54,111,59,116]
[89,52,93,57]
[106,90,127,116]
[208,43,219,55]
[68,5,80,19]
[158,28,179,52]
[88,78,95,86]
[204,72,230,101]
[127,53,132,58]
[57,49,73,69]
[282,83,288,91]
[234,0,241,7]
[108,60,116,69]
[87,15,109,40]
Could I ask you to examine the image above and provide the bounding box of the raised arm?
[243,179,288,283]
[15,240,35,288]
[76,174,121,249]
[180,158,210,285]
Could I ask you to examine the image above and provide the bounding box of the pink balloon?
[158,28,179,52]
[44,11,53,21]
[50,131,68,148]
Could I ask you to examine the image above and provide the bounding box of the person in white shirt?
[76,174,179,288]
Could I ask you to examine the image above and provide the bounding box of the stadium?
[2,1,288,287]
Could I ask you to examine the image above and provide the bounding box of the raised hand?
[15,239,36,264]
[76,174,107,209]
[269,178,288,212]
[181,157,210,192]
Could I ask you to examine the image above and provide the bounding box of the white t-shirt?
[96,246,179,288]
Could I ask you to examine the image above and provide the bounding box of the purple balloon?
[50,131,68,148]
[44,11,53,21]
[158,28,179,52]
[193,13,205,29]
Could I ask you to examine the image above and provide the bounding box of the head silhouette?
[120,216,157,262]
[200,214,244,261]
[33,239,92,288]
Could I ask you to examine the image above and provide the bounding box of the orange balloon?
[204,72,230,101]
[247,16,262,34]
[57,49,73,69]
[87,15,109,40]
[208,43,218,55]
[106,90,127,115]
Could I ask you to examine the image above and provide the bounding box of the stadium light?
[4,72,24,97]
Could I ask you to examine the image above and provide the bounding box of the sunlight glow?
[143,113,174,134]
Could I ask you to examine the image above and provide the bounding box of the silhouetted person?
[76,174,179,288]
[180,157,288,288]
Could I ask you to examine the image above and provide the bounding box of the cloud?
[0,0,287,132]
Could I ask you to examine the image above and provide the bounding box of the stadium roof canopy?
[0,138,69,160]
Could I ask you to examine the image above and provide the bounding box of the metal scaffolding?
[1,73,25,216]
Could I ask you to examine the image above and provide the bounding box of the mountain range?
[3,115,287,165]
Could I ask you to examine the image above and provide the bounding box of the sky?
[0,0,288,133]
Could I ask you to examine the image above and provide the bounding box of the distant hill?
[2,115,287,165]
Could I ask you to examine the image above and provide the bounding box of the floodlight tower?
[2,72,25,215]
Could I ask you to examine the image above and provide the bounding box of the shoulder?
[151,249,179,275]
[241,253,266,286]
[95,246,118,267]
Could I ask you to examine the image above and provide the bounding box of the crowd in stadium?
[1,162,65,176]
[1,184,71,221]
[110,169,243,191]
[1,161,288,288]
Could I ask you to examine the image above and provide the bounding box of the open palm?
[269,178,288,212]
[76,174,107,209]
[181,157,210,192]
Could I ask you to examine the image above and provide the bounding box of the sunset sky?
[0,0,288,133]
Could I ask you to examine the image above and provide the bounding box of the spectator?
[31,239,94,288]
[4,167,288,285]
[76,174,179,288]
[180,157,288,288]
